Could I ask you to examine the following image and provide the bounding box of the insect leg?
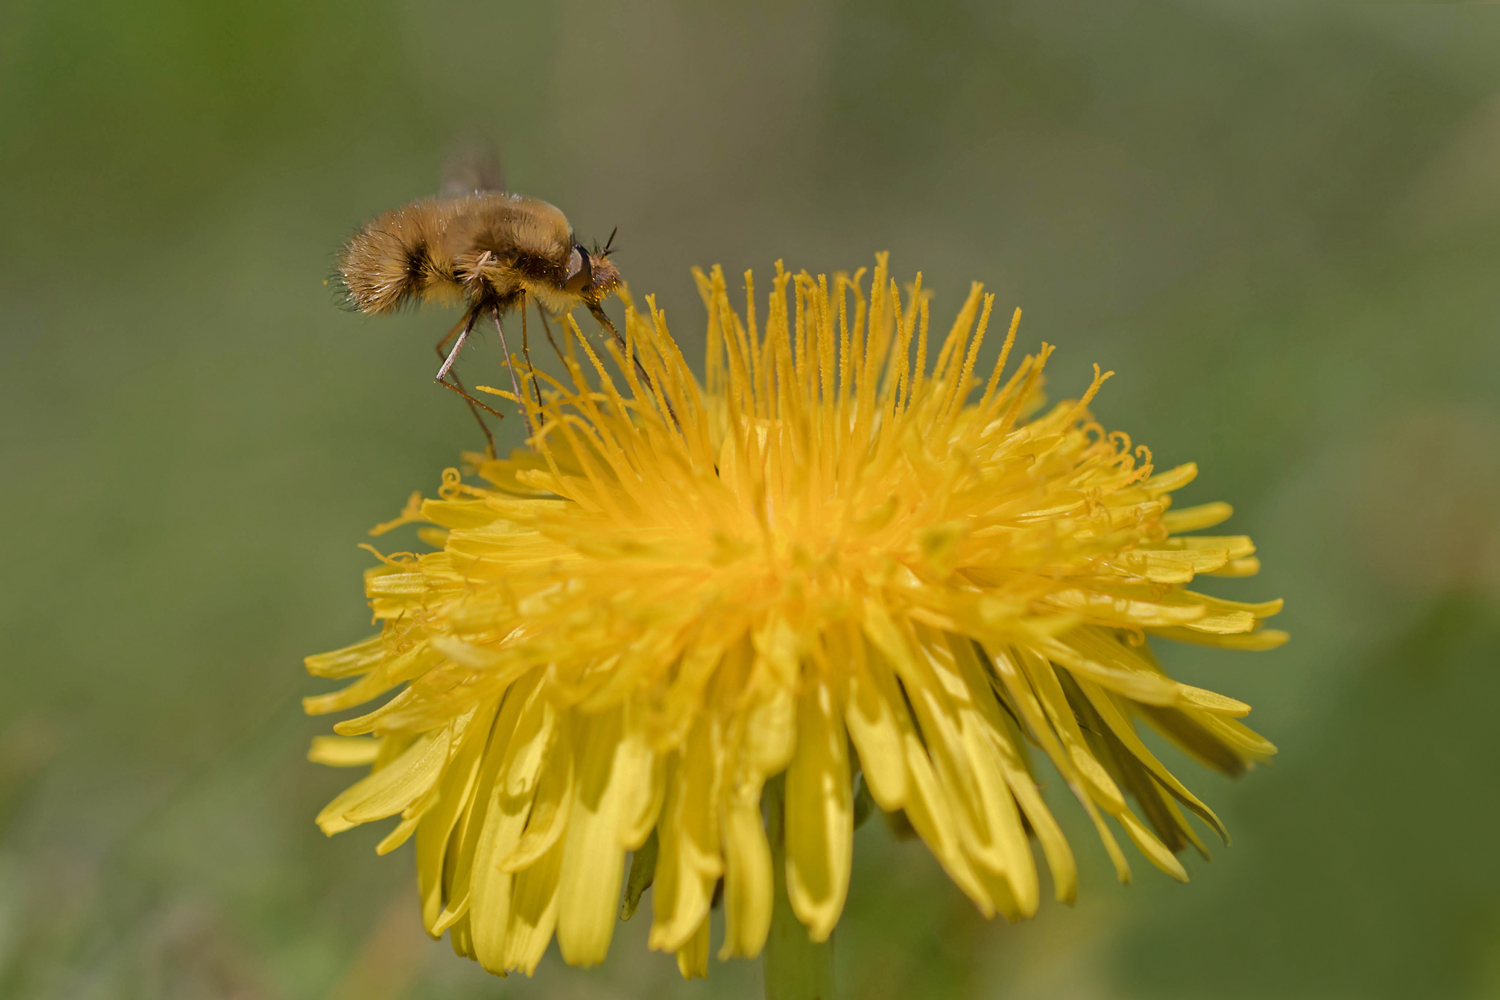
[434,310,468,357]
[433,315,498,458]
[490,306,537,439]
[536,300,567,366]
[436,305,478,381]
[589,302,676,424]
[433,305,506,457]
[519,295,545,427]
[586,302,630,359]
[588,302,654,387]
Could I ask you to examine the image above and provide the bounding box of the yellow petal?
[417,704,496,933]
[1073,674,1227,842]
[420,497,504,528]
[988,646,1132,884]
[502,835,564,975]
[843,639,908,811]
[897,728,992,914]
[1160,500,1232,533]
[465,674,548,971]
[315,726,450,835]
[1149,626,1290,651]
[615,715,664,850]
[983,722,1077,904]
[304,635,384,678]
[1205,556,1261,577]
[302,666,403,717]
[676,913,711,980]
[960,718,1037,915]
[307,735,380,767]
[557,706,628,967]
[374,802,427,856]
[1116,809,1189,882]
[719,794,773,960]
[499,713,573,872]
[785,674,853,943]
[649,720,724,953]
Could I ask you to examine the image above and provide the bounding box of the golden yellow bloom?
[306,255,1283,980]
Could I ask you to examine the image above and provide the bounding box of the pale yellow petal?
[466,799,523,974]
[676,913,711,980]
[417,704,496,932]
[649,721,725,953]
[374,802,427,856]
[307,735,381,767]
[944,634,1075,905]
[960,718,1037,915]
[1072,674,1227,842]
[304,635,385,678]
[499,713,573,872]
[502,835,564,975]
[843,639,908,811]
[785,675,853,943]
[1148,626,1290,651]
[615,715,664,850]
[1117,809,1189,882]
[557,706,629,967]
[466,675,548,971]
[1160,500,1233,533]
[898,729,992,914]
[315,726,450,835]
[719,795,773,959]
[988,645,1132,884]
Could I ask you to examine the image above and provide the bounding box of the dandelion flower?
[306,255,1283,982]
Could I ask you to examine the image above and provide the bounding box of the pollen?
[305,255,1284,979]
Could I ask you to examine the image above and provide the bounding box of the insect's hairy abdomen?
[338,199,463,314]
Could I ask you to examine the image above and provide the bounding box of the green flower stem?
[763,774,835,1000]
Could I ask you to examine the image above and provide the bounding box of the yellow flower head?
[306,255,1283,979]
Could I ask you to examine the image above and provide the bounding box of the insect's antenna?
[601,226,619,256]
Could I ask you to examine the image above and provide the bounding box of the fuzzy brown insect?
[337,186,622,451]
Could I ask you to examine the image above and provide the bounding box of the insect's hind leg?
[434,305,504,458]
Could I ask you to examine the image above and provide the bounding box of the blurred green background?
[4,2,1500,997]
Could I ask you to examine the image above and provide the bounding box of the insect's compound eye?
[564,244,593,294]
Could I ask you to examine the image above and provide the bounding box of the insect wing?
[440,136,507,197]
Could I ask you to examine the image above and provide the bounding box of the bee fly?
[336,154,624,452]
